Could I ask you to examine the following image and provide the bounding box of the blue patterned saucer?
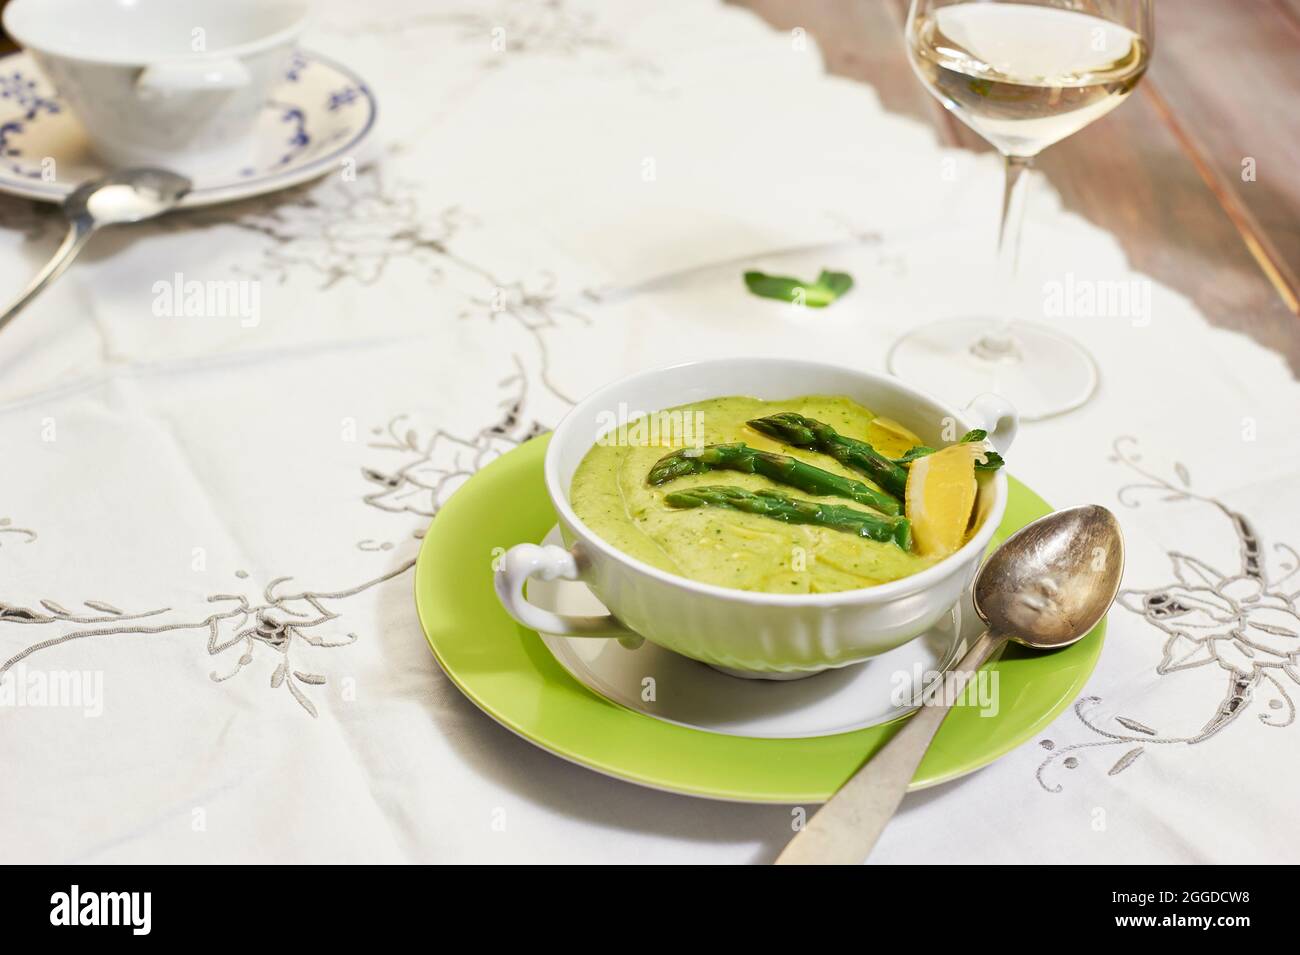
[0,49,376,208]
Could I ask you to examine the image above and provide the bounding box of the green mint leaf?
[743,268,854,308]
[894,440,1005,471]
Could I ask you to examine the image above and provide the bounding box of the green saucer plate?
[414,434,1105,803]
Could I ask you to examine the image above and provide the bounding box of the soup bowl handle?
[963,393,1019,455]
[494,543,644,648]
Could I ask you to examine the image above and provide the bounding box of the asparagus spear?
[747,413,910,498]
[647,442,901,515]
[664,485,912,550]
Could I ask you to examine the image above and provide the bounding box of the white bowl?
[495,358,1018,677]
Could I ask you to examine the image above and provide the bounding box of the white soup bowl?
[495,358,1018,677]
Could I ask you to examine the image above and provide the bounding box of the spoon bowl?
[65,168,193,226]
[975,504,1125,648]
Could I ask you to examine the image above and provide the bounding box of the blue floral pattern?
[0,70,60,121]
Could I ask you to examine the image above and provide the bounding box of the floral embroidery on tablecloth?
[0,554,415,718]
[0,156,591,718]
[1037,436,1300,791]
[0,374,559,717]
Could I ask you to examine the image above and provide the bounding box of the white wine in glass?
[888,0,1152,420]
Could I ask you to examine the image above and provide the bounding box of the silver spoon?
[775,504,1124,865]
[0,168,191,337]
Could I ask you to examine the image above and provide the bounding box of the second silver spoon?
[0,168,191,337]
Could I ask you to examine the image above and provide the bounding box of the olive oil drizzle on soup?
[570,395,945,594]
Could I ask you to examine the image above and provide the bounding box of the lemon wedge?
[866,416,924,458]
[905,444,980,557]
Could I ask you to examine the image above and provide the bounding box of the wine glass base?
[886,319,1099,421]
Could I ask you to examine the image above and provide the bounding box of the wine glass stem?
[973,154,1033,362]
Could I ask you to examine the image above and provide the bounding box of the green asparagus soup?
[570,395,941,594]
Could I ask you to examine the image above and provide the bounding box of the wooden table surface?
[735,0,1300,373]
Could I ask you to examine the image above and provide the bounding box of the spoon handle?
[0,216,96,337]
[774,629,1005,865]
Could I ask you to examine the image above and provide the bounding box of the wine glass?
[888,0,1153,420]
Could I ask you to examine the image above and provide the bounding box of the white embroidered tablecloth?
[2,0,1297,864]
